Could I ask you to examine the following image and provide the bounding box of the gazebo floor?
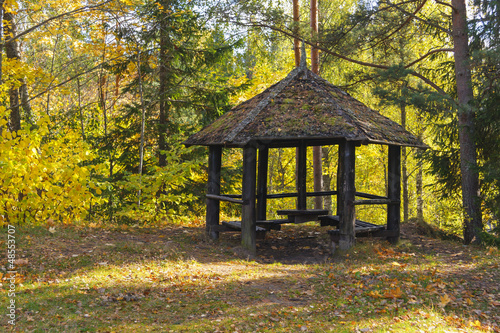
[219,216,392,242]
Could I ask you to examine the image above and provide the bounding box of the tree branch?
[405,48,454,67]
[384,0,451,35]
[5,0,114,44]
[237,21,448,95]
[370,0,429,49]
[434,0,456,12]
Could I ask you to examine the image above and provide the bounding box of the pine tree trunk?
[311,0,322,209]
[451,0,483,244]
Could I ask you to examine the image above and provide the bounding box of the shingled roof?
[184,63,427,149]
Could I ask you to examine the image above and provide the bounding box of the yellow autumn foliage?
[0,107,104,225]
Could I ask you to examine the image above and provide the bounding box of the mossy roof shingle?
[184,65,426,148]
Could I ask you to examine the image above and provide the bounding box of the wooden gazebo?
[184,60,426,254]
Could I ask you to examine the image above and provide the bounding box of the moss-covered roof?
[184,65,427,148]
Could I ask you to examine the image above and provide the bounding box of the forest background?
[1,0,499,246]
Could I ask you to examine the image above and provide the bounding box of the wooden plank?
[318,215,340,227]
[241,145,257,254]
[297,140,307,210]
[355,192,388,200]
[256,219,290,225]
[276,209,328,216]
[221,194,243,199]
[265,190,337,199]
[338,141,356,250]
[353,199,394,205]
[222,221,266,232]
[256,219,289,231]
[328,220,386,237]
[206,194,244,204]
[387,145,401,243]
[257,146,269,221]
[206,146,222,240]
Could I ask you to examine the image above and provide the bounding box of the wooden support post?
[206,146,222,239]
[297,140,307,210]
[336,144,343,216]
[257,146,269,221]
[242,145,257,254]
[387,145,401,243]
[338,141,356,250]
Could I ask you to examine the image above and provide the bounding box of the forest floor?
[1,221,499,332]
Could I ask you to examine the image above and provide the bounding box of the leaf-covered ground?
[1,222,499,332]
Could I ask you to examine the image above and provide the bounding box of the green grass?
[1,223,499,332]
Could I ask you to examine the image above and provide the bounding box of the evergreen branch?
[383,0,451,35]
[241,22,391,70]
[370,0,429,49]
[434,0,457,12]
[405,48,454,67]
[408,70,448,95]
[237,21,449,95]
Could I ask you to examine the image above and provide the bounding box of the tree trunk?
[451,0,482,244]
[20,81,32,124]
[4,11,21,132]
[293,0,301,207]
[401,90,408,223]
[416,112,424,223]
[322,146,332,214]
[137,49,146,208]
[158,12,169,167]
[416,153,424,223]
[77,77,85,140]
[0,2,4,137]
[293,0,300,67]
[311,0,322,209]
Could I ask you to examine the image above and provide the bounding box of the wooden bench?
[276,209,328,223]
[327,218,391,241]
[220,221,267,239]
[256,219,290,231]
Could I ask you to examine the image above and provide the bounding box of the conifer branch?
[405,48,454,68]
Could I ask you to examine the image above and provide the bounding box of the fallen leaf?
[439,294,451,307]
[48,227,56,234]
[490,300,500,307]
[383,287,403,299]
[14,259,29,266]
[367,290,382,298]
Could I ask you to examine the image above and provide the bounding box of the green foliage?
[111,142,204,224]
[480,226,500,248]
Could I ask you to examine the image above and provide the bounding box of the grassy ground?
[1,222,499,332]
